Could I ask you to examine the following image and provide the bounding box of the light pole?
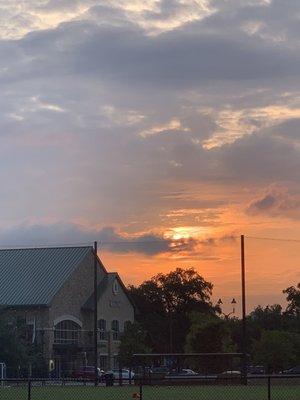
[217,298,237,320]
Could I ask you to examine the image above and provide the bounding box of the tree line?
[120,268,300,372]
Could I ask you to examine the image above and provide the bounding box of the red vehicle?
[73,366,104,381]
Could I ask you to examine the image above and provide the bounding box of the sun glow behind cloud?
[165,225,212,241]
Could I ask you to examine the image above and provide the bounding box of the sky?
[0,0,300,314]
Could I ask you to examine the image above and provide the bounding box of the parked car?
[149,366,169,380]
[73,366,104,381]
[112,369,135,380]
[248,365,265,375]
[167,368,198,377]
[0,362,6,379]
[280,366,300,374]
[218,370,241,379]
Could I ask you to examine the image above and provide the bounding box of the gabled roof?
[83,272,135,310]
[0,246,92,307]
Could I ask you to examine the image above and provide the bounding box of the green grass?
[0,384,299,400]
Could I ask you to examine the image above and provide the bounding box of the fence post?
[27,379,31,400]
[139,382,143,400]
[268,376,271,400]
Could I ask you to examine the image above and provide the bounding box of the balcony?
[97,331,123,342]
[53,329,82,350]
[112,331,123,341]
[98,331,109,341]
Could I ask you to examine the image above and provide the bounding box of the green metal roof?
[0,246,92,306]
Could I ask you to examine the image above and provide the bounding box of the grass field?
[0,384,299,400]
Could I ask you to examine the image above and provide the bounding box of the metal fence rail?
[0,375,299,400]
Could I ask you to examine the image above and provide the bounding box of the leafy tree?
[185,313,235,372]
[283,283,300,316]
[249,304,284,331]
[185,313,235,353]
[0,316,28,375]
[253,330,300,373]
[128,268,216,352]
[0,315,47,377]
[118,322,152,367]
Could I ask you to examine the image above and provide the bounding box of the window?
[99,355,108,370]
[112,280,119,294]
[54,320,81,345]
[111,320,119,340]
[113,355,119,369]
[98,319,107,340]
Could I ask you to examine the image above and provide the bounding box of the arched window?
[98,319,107,340]
[54,320,81,345]
[111,320,119,340]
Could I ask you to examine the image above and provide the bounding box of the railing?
[0,375,299,400]
[54,329,81,345]
[98,331,109,341]
[112,331,123,341]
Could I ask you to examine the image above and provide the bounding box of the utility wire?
[246,235,300,243]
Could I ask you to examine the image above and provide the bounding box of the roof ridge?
[0,245,93,251]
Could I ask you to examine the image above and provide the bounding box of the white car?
[112,369,135,380]
[167,368,198,377]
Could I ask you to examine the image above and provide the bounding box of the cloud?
[139,118,189,137]
[0,1,216,39]
[0,221,237,258]
[246,186,300,217]
[0,222,200,256]
[202,105,300,149]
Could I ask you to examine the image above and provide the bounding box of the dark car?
[281,366,300,375]
[248,365,265,375]
[73,366,104,381]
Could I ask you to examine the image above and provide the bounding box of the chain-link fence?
[0,375,299,400]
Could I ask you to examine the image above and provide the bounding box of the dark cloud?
[218,132,300,182]
[11,20,297,88]
[246,186,300,217]
[249,194,277,211]
[0,223,199,256]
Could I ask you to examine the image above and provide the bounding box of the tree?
[249,304,284,330]
[185,313,235,372]
[283,283,300,316]
[185,313,235,353]
[118,322,152,367]
[253,330,300,373]
[0,316,28,375]
[128,268,216,352]
[0,315,47,377]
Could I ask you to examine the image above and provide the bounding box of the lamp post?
[217,298,237,320]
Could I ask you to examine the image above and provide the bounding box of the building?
[0,246,134,376]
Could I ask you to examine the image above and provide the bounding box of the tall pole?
[241,235,247,382]
[94,241,98,386]
[169,311,173,353]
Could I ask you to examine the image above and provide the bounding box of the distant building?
[0,246,134,376]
